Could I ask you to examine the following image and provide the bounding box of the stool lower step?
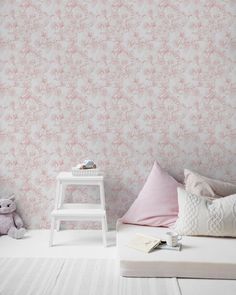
[51,203,106,219]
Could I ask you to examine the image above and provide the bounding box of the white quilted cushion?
[175,188,236,237]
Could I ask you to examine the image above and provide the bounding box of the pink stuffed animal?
[0,194,26,239]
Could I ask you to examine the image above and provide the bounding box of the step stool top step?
[57,172,104,181]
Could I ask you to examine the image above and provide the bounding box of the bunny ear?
[9,194,15,201]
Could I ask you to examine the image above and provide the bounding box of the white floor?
[0,230,176,295]
[0,229,117,259]
[1,230,236,295]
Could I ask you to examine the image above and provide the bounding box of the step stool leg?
[99,182,108,233]
[49,217,56,247]
[56,183,65,231]
[104,214,108,231]
[56,220,60,232]
[101,217,107,247]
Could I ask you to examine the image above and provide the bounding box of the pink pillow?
[121,162,183,227]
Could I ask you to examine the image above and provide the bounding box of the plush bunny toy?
[0,194,26,239]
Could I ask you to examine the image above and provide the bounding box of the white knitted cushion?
[175,188,236,237]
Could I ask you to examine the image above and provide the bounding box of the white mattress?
[117,221,236,279]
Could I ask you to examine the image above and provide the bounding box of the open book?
[127,234,162,253]
[127,234,182,253]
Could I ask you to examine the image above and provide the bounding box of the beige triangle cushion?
[184,169,236,198]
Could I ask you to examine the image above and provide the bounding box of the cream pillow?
[175,188,236,237]
[184,169,236,198]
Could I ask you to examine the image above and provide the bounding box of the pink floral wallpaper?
[0,1,235,229]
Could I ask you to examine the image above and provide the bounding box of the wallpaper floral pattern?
[0,0,235,229]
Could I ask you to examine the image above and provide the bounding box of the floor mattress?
[117,221,236,279]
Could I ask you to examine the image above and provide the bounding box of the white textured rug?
[0,258,180,295]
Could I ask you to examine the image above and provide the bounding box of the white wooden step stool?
[49,172,108,247]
